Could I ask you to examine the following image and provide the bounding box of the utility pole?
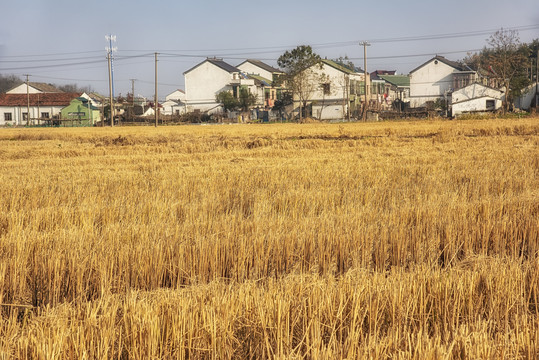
[107,52,114,127]
[25,74,30,126]
[130,79,136,122]
[155,52,158,127]
[106,35,117,126]
[536,49,538,108]
[360,41,370,121]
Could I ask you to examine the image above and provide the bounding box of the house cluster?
[1,54,535,126]
[170,57,407,121]
[0,82,104,126]
[169,54,531,120]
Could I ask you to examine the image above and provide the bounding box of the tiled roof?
[184,58,240,74]
[0,92,81,106]
[410,55,466,74]
[29,82,63,93]
[207,58,240,73]
[378,75,410,87]
[321,59,357,75]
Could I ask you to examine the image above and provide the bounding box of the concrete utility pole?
[106,35,117,126]
[25,74,30,126]
[155,52,158,127]
[130,79,136,122]
[107,52,114,127]
[360,41,370,121]
[536,49,538,108]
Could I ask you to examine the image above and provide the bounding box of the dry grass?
[0,117,538,359]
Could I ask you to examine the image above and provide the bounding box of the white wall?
[410,60,456,108]
[514,84,537,110]
[6,84,42,94]
[185,62,236,112]
[237,62,273,81]
[165,90,186,102]
[452,97,502,116]
[161,100,186,116]
[299,63,355,120]
[0,105,62,125]
[452,83,503,104]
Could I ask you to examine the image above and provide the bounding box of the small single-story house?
[60,97,101,125]
[0,92,81,126]
[451,83,504,117]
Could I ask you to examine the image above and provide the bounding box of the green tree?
[216,88,256,113]
[238,87,256,112]
[273,91,293,120]
[216,91,239,112]
[277,45,322,122]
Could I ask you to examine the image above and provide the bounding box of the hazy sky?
[1,0,538,98]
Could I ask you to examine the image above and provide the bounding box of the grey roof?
[184,58,240,75]
[237,59,284,74]
[410,55,467,74]
[207,58,240,73]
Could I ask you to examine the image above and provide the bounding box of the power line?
[3,24,536,64]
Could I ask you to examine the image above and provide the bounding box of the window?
[486,100,495,110]
[23,112,28,120]
[322,83,330,95]
[41,112,50,119]
[4,113,12,121]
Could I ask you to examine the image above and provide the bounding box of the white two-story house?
[409,56,477,108]
[296,59,365,120]
[184,58,255,114]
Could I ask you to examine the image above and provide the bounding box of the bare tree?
[0,74,22,93]
[485,29,529,113]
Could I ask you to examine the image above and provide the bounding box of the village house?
[184,58,256,114]
[236,59,285,108]
[295,59,365,120]
[60,97,101,125]
[450,83,504,117]
[0,90,82,126]
[161,89,187,116]
[409,56,477,108]
[377,74,410,108]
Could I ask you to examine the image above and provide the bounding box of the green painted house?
[60,97,100,125]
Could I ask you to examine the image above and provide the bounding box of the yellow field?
[0,118,538,359]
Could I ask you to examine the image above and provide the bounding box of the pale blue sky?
[1,0,538,98]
